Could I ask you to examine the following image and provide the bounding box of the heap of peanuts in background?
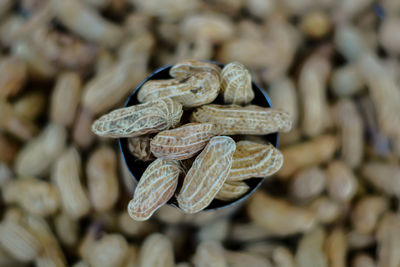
[1,0,400,266]
[92,60,291,220]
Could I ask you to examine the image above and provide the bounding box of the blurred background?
[0,0,400,266]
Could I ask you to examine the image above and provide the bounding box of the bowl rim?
[118,61,279,211]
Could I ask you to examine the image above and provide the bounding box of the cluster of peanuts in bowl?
[92,60,293,221]
[2,0,400,266]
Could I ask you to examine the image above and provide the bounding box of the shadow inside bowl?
[119,62,279,211]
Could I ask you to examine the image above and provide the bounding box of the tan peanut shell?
[0,99,38,141]
[2,178,60,216]
[227,140,283,181]
[333,99,363,168]
[0,56,26,98]
[15,123,67,177]
[325,228,347,267]
[86,146,119,212]
[54,213,78,247]
[139,233,174,267]
[193,241,228,267]
[361,162,400,197]
[128,136,155,161]
[13,91,46,121]
[177,136,236,213]
[295,228,327,267]
[299,54,331,137]
[191,104,292,135]
[289,166,326,201]
[25,214,66,267]
[137,72,220,107]
[0,218,41,262]
[169,60,221,78]
[326,160,358,202]
[268,77,299,127]
[220,61,254,105]
[82,35,154,115]
[215,181,249,201]
[50,72,82,127]
[92,98,183,138]
[150,123,219,160]
[351,196,388,234]
[53,147,91,219]
[86,234,129,267]
[248,191,317,236]
[376,213,400,267]
[128,159,181,221]
[278,134,337,178]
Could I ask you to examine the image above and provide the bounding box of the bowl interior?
[119,62,278,211]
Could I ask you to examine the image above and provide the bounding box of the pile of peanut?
[1,0,400,266]
[92,60,291,220]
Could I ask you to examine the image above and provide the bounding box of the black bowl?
[119,62,279,211]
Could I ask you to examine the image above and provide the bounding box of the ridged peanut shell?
[92,98,183,138]
[128,159,181,221]
[150,123,219,160]
[169,60,221,78]
[191,104,292,135]
[128,136,155,161]
[177,136,236,213]
[220,62,254,105]
[215,181,249,201]
[228,140,283,181]
[137,72,220,107]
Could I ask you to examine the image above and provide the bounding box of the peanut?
[150,122,219,160]
[139,233,174,267]
[225,250,273,267]
[0,216,41,262]
[215,181,249,201]
[376,213,400,267]
[13,91,46,121]
[326,160,358,202]
[128,136,155,161]
[177,136,236,213]
[361,162,400,197]
[228,140,283,181]
[0,56,26,98]
[52,0,123,48]
[87,234,129,267]
[268,77,299,127]
[333,99,364,168]
[92,98,183,138]
[25,214,66,267]
[2,177,60,216]
[247,191,317,236]
[220,61,254,105]
[128,159,181,221]
[193,240,227,267]
[138,71,220,107]
[295,227,328,267]
[86,146,119,212]
[50,72,82,127]
[53,147,91,219]
[191,104,292,135]
[278,134,337,178]
[54,213,79,247]
[289,166,326,201]
[0,98,38,140]
[169,60,221,78]
[299,53,331,137]
[15,123,67,177]
[351,196,388,234]
[325,228,347,267]
[309,197,341,225]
